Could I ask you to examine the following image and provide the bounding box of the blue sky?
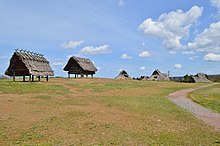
[1,0,220,78]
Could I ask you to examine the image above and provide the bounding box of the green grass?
[188,83,220,113]
[0,80,69,94]
[0,79,220,145]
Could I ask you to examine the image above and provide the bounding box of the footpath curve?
[167,83,220,130]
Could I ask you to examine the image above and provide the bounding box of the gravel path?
[168,83,220,130]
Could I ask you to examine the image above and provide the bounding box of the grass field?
[0,78,220,145]
[188,83,220,113]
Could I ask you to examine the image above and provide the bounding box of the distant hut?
[192,73,211,83]
[115,70,131,79]
[140,76,149,81]
[63,56,97,78]
[148,69,170,81]
[5,49,54,82]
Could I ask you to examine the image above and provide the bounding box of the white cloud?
[67,55,73,59]
[174,64,182,69]
[203,53,220,62]
[0,56,8,59]
[182,51,194,55]
[169,51,177,55]
[119,68,124,72]
[139,51,151,57]
[52,61,65,66]
[60,40,84,49]
[121,53,132,59]
[140,66,146,70]
[211,0,220,10]
[139,6,203,50]
[189,56,199,60]
[188,21,220,53]
[210,0,220,19]
[118,0,125,6]
[96,67,101,72]
[52,58,65,66]
[80,45,110,54]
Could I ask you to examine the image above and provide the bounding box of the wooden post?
[38,76,40,81]
[75,74,76,78]
[29,75,31,82]
[23,76,25,82]
[46,75,48,82]
[86,74,88,78]
[68,73,70,78]
[13,70,15,82]
[32,75,34,82]
[91,74,93,79]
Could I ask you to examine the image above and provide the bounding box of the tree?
[183,74,194,83]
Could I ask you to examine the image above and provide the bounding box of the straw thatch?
[192,73,211,83]
[5,50,54,77]
[63,56,97,77]
[148,69,170,81]
[115,70,131,79]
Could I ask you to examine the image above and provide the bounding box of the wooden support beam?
[46,75,49,82]
[75,74,76,78]
[29,75,31,82]
[38,76,40,81]
[13,70,15,82]
[32,75,34,82]
[23,76,25,82]
[91,74,93,79]
[68,73,70,78]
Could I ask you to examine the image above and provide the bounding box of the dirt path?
[168,83,220,130]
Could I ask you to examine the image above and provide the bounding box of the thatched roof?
[115,70,131,79]
[64,56,97,72]
[5,50,54,76]
[148,69,170,81]
[192,73,211,83]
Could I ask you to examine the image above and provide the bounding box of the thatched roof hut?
[148,69,170,81]
[5,49,54,81]
[115,70,131,79]
[63,56,97,78]
[192,73,211,83]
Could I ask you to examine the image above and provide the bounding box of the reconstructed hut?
[140,76,149,81]
[115,70,131,79]
[148,69,170,81]
[63,56,97,78]
[192,73,211,83]
[5,49,54,82]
